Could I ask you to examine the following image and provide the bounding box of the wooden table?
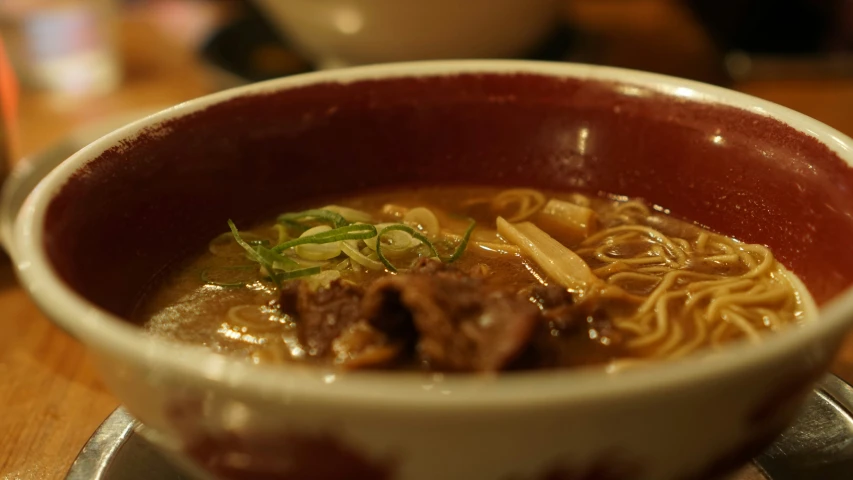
[0,13,215,480]
[2,1,852,478]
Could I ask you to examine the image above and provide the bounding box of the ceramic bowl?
[251,0,560,69]
[13,61,853,480]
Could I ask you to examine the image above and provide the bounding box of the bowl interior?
[41,70,853,320]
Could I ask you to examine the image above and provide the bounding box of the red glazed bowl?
[13,61,853,480]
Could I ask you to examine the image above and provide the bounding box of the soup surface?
[135,186,807,371]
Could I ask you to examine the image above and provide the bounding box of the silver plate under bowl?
[66,375,853,480]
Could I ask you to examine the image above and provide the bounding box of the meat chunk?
[517,284,623,369]
[526,284,580,331]
[362,260,541,371]
[280,280,365,357]
[528,284,575,309]
[278,260,594,372]
[409,256,450,275]
[409,256,491,280]
[331,322,401,369]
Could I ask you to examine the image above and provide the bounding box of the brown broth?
[134,186,804,370]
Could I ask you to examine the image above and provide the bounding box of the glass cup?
[0,0,121,96]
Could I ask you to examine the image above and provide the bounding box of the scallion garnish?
[229,219,269,266]
[230,219,298,288]
[272,266,323,282]
[374,224,438,273]
[277,209,349,229]
[228,212,475,287]
[374,219,476,273]
[254,245,300,270]
[271,223,377,253]
[446,218,476,263]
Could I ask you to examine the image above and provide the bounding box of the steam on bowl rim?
[12,60,853,409]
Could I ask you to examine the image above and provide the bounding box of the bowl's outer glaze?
[96,342,837,480]
[21,63,853,480]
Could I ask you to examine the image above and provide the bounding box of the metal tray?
[66,375,853,480]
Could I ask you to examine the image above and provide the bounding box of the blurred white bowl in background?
[252,0,560,69]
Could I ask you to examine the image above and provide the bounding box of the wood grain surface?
[1,1,852,479]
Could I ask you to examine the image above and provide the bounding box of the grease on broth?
[134,186,806,371]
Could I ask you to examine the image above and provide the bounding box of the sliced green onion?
[322,205,373,223]
[271,224,377,253]
[375,224,439,273]
[272,224,289,243]
[277,209,349,229]
[363,223,419,259]
[290,255,331,268]
[279,221,310,235]
[254,245,300,271]
[230,213,475,284]
[341,240,385,271]
[229,220,304,288]
[446,218,476,263]
[375,220,476,272]
[209,231,268,257]
[271,266,322,282]
[229,220,269,266]
[200,264,257,287]
[403,206,440,238]
[294,225,343,260]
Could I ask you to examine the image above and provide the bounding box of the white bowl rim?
[13,59,853,409]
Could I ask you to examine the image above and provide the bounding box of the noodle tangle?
[576,198,801,359]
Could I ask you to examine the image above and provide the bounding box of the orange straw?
[0,36,20,163]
